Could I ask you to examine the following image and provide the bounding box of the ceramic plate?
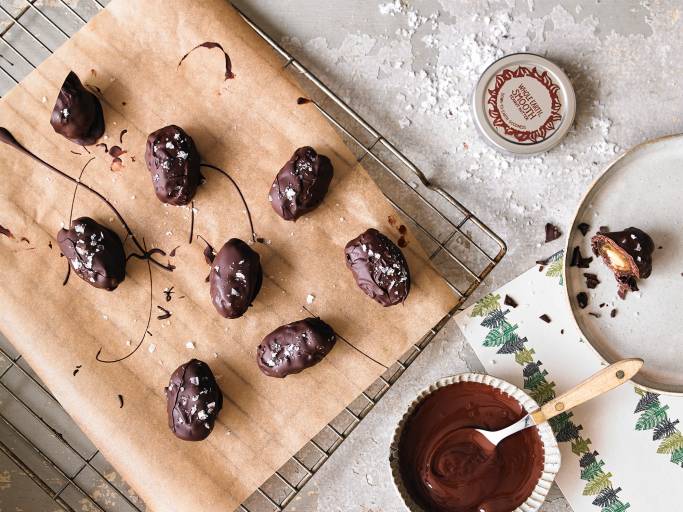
[564,134,683,395]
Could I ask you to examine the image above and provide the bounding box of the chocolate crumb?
[121,101,127,106]
[540,314,551,323]
[577,292,588,309]
[545,223,562,243]
[577,223,590,236]
[72,365,82,376]
[658,246,663,250]
[583,272,601,289]
[588,312,601,318]
[117,394,124,408]
[0,225,13,239]
[610,309,617,318]
[156,305,171,320]
[560,329,565,334]
[163,286,175,302]
[503,294,518,308]
[599,302,607,308]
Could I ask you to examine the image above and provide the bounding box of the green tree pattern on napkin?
[633,388,683,468]
[471,292,630,511]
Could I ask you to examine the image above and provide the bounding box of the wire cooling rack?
[0,1,506,511]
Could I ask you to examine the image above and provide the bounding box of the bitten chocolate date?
[269,146,333,221]
[165,359,223,441]
[209,239,262,319]
[344,228,410,306]
[257,318,336,378]
[57,217,125,291]
[144,125,201,206]
[591,227,654,299]
[50,71,104,146]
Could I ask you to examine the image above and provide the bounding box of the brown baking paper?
[0,1,457,510]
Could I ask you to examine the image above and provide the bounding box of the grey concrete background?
[1,0,682,510]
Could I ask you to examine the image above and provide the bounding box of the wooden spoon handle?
[531,358,643,424]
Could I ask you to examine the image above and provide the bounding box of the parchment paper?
[0,1,457,509]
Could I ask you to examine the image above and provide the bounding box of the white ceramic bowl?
[389,372,561,512]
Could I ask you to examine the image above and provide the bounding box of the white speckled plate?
[563,134,683,395]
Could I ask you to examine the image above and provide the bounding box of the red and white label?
[486,66,562,144]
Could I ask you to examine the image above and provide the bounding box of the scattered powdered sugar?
[148,344,156,353]
[306,293,315,304]
[185,341,195,349]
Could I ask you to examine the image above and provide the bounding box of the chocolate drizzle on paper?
[178,42,235,80]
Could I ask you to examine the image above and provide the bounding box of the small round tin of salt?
[472,53,576,155]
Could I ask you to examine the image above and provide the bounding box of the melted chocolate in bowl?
[398,381,544,512]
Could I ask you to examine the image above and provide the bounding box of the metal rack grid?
[0,1,506,511]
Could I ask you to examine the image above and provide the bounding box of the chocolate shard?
[591,227,654,299]
[165,359,223,441]
[583,272,601,289]
[504,294,518,308]
[344,228,410,307]
[209,239,262,319]
[257,317,336,378]
[577,222,591,236]
[50,71,104,146]
[269,146,333,221]
[57,217,125,291]
[539,314,551,323]
[570,246,593,268]
[144,125,201,206]
[545,223,562,243]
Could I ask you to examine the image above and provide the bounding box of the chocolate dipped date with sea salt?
[257,318,336,378]
[344,228,410,306]
[208,238,262,319]
[144,125,201,206]
[269,146,333,221]
[57,217,126,291]
[165,359,223,441]
[591,226,654,299]
[50,71,105,146]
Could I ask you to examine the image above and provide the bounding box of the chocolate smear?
[163,286,175,302]
[577,223,590,236]
[545,223,561,243]
[178,42,235,80]
[50,71,104,146]
[201,164,256,242]
[577,292,588,309]
[0,225,13,238]
[504,294,518,308]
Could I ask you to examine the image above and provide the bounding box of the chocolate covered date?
[269,146,333,221]
[165,359,223,441]
[257,317,336,378]
[209,238,262,319]
[591,226,654,299]
[50,71,105,146]
[144,125,201,206]
[57,217,126,291]
[344,228,410,306]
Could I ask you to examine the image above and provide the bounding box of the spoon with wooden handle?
[474,358,643,450]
